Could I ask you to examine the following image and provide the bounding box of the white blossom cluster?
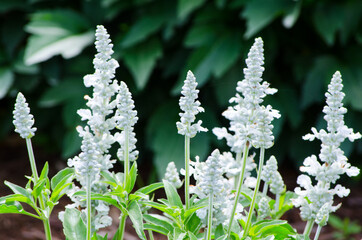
[257,197,270,220]
[191,150,242,226]
[293,71,361,222]
[163,162,182,189]
[213,38,280,152]
[261,156,285,195]
[176,70,207,138]
[13,93,37,139]
[66,25,125,230]
[114,81,139,162]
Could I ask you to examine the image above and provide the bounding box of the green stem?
[26,138,39,181]
[185,136,190,210]
[227,143,250,238]
[303,220,314,238]
[243,147,265,237]
[26,138,52,240]
[275,194,280,211]
[124,130,130,187]
[86,176,92,240]
[313,225,322,240]
[206,195,213,240]
[118,213,127,240]
[148,230,154,240]
[262,182,268,196]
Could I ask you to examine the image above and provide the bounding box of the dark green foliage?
[1,0,362,179]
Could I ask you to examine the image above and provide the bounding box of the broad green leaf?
[24,10,93,65]
[39,77,87,107]
[123,38,162,90]
[63,208,87,240]
[0,67,14,99]
[144,214,174,233]
[163,180,183,209]
[121,5,172,47]
[184,24,220,48]
[90,194,120,209]
[25,31,94,66]
[185,212,202,234]
[128,201,147,240]
[214,224,225,239]
[178,0,206,20]
[142,201,175,216]
[301,56,340,109]
[242,0,295,38]
[4,181,32,200]
[249,220,293,237]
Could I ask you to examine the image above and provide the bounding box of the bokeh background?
[0,0,362,185]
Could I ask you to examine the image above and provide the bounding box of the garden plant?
[0,25,360,240]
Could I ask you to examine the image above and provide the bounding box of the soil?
[0,135,361,240]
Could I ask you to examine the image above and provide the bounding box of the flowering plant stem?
[206,194,213,240]
[227,143,250,238]
[86,175,92,240]
[184,135,190,210]
[303,220,314,238]
[124,130,130,187]
[26,138,52,240]
[314,225,322,240]
[118,213,127,239]
[244,147,265,237]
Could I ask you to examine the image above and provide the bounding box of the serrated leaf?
[178,0,206,20]
[123,38,162,90]
[63,208,87,240]
[0,67,14,99]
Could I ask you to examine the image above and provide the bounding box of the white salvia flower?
[67,25,120,230]
[191,149,240,227]
[294,72,361,221]
[261,156,278,185]
[114,81,139,162]
[13,92,37,139]
[163,162,182,189]
[213,38,279,152]
[257,197,270,220]
[176,70,207,138]
[269,172,285,195]
[68,126,102,187]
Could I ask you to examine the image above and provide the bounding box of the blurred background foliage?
[1,0,362,182]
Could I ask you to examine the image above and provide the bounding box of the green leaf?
[185,212,202,234]
[135,182,163,195]
[4,181,32,200]
[242,0,295,39]
[178,0,206,20]
[249,220,295,237]
[313,4,343,46]
[63,208,87,240]
[122,38,162,90]
[144,214,174,233]
[0,201,41,219]
[39,77,88,107]
[24,10,93,65]
[128,201,147,240]
[51,168,74,191]
[144,223,170,236]
[163,180,183,209]
[0,67,14,99]
[301,56,340,109]
[121,5,172,48]
[126,162,138,193]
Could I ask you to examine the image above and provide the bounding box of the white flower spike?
[13,92,37,139]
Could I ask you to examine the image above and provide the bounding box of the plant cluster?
[1,26,360,240]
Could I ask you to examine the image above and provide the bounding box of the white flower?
[294,71,361,222]
[176,70,207,138]
[13,92,37,139]
[257,197,270,220]
[163,162,182,189]
[115,81,139,162]
[213,38,279,152]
